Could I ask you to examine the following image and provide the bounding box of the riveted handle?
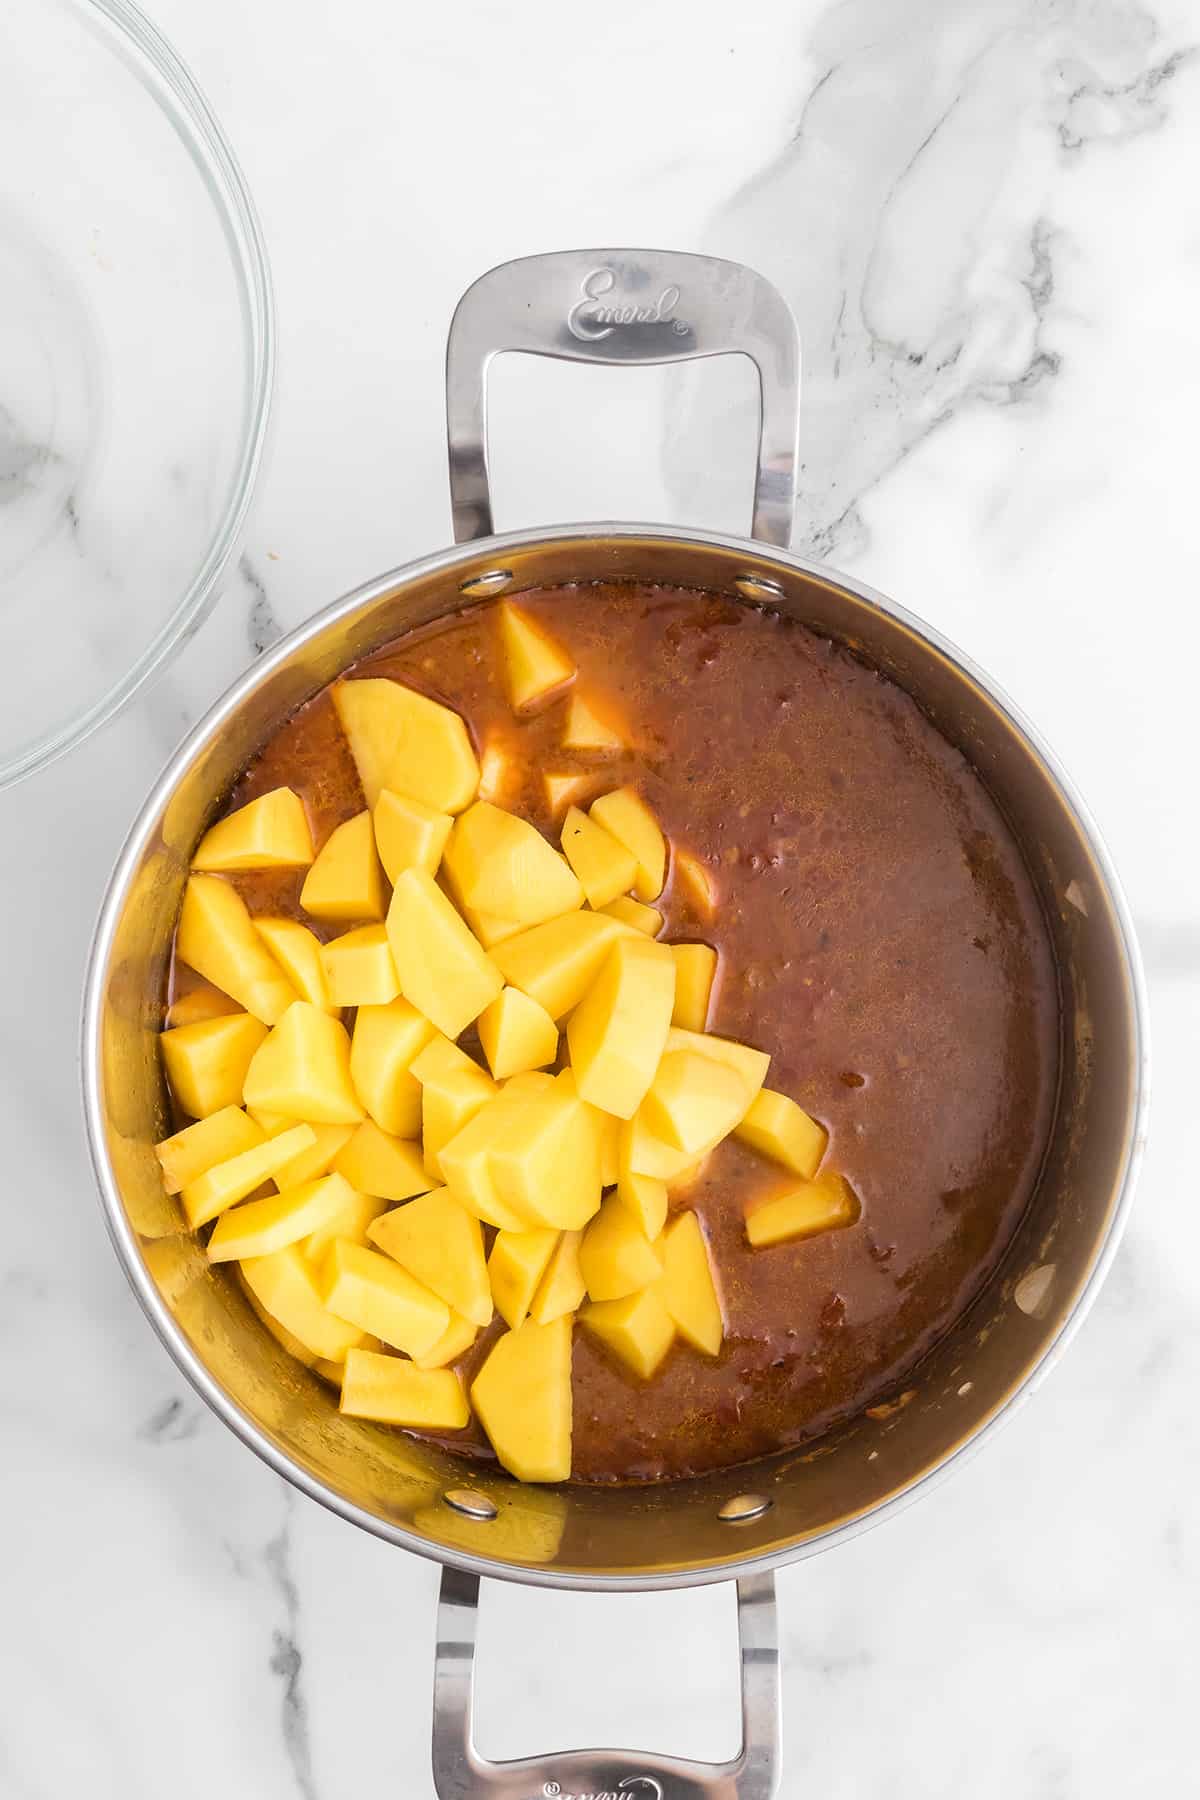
[445,249,800,549]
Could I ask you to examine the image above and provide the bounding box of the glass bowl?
[0,0,273,788]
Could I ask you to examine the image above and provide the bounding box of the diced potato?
[332,678,479,813]
[590,788,665,902]
[530,1229,585,1324]
[241,1272,322,1367]
[566,936,675,1118]
[553,1067,619,1187]
[491,911,632,1019]
[563,693,624,751]
[736,1089,828,1180]
[438,1105,533,1232]
[176,875,298,1024]
[319,1239,449,1357]
[477,987,558,1081]
[207,1171,355,1263]
[458,905,525,949]
[254,917,335,1012]
[247,1107,296,1137]
[300,811,388,923]
[476,739,513,805]
[241,1244,366,1361]
[373,788,453,882]
[321,924,400,1007]
[350,999,435,1137]
[543,771,596,817]
[619,1111,704,1183]
[301,1185,388,1262]
[663,1027,770,1100]
[582,1288,674,1379]
[161,1012,269,1119]
[274,1121,357,1189]
[444,801,583,926]
[368,1186,492,1326]
[616,1170,668,1241]
[339,1348,469,1427]
[243,1002,364,1125]
[673,848,718,920]
[498,603,575,711]
[641,1050,748,1156]
[488,1228,560,1331]
[745,1171,858,1247]
[503,1071,558,1097]
[487,1090,602,1230]
[180,1123,316,1229]
[415,1310,479,1370]
[579,1193,662,1301]
[657,1211,723,1355]
[471,1315,573,1482]
[386,867,503,1038]
[333,1118,431,1201]
[155,1106,265,1194]
[410,1033,483,1085]
[411,1042,497,1180]
[560,807,638,909]
[192,787,314,872]
[166,985,240,1027]
[600,895,662,937]
[669,943,718,1033]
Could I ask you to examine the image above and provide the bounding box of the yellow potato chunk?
[415,1311,479,1369]
[207,1170,355,1263]
[300,811,388,923]
[582,1288,674,1379]
[386,867,503,1038]
[600,895,662,937]
[247,1107,296,1137]
[458,905,525,949]
[368,1186,493,1327]
[339,1348,469,1427]
[476,739,514,805]
[350,999,435,1137]
[332,678,479,813]
[579,1193,662,1302]
[589,787,665,902]
[641,1050,748,1156]
[619,1111,704,1184]
[438,1108,532,1232]
[155,1106,265,1194]
[567,936,675,1119]
[176,875,298,1024]
[241,1244,366,1361]
[274,1121,357,1189]
[488,1228,559,1330]
[166,985,241,1028]
[488,1090,602,1230]
[560,807,638,909]
[241,1273,323,1367]
[663,1027,770,1099]
[192,787,314,872]
[530,1228,585,1324]
[179,1123,316,1229]
[411,1039,498,1180]
[472,1315,573,1482]
[543,771,596,817]
[736,1089,828,1180]
[504,1071,558,1097]
[563,693,624,751]
[410,1033,486,1084]
[160,1012,269,1120]
[254,917,335,1011]
[444,801,583,926]
[673,848,718,920]
[321,924,400,1007]
[491,910,632,1020]
[556,1068,621,1187]
[477,987,558,1081]
[670,943,718,1032]
[301,1185,388,1263]
[243,1002,364,1125]
[333,1118,431,1201]
[657,1211,723,1355]
[373,788,453,882]
[498,603,575,711]
[745,1171,858,1247]
[319,1239,449,1357]
[616,1170,668,1241]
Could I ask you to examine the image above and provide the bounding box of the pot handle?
[446,249,800,549]
[431,1565,780,1800]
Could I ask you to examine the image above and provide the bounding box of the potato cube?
[300,811,388,923]
[321,924,400,1007]
[619,1112,704,1184]
[745,1171,858,1247]
[673,848,718,920]
[567,936,675,1118]
[543,771,597,818]
[274,1122,357,1189]
[669,943,718,1033]
[247,1107,297,1137]
[176,875,298,1024]
[241,1244,366,1361]
[332,678,479,813]
[503,1071,557,1097]
[498,603,575,711]
[386,867,503,1038]
[192,787,314,872]
[471,1315,573,1482]
[240,1272,323,1367]
[166,985,241,1027]
[155,1106,265,1194]
[554,1067,619,1186]
[530,1229,585,1324]
[180,1123,316,1229]
[333,1118,431,1201]
[582,1288,674,1379]
[657,1211,723,1355]
[560,807,638,909]
[616,1170,668,1241]
[414,1311,478,1369]
[350,999,435,1137]
[373,788,453,882]
[339,1349,469,1427]
[444,801,583,926]
[368,1186,492,1326]
[736,1089,828,1180]
[301,1184,388,1262]
[243,1002,364,1125]
[477,987,558,1081]
[579,1193,662,1302]
[488,1228,560,1330]
[487,1091,603,1231]
[641,1050,748,1156]
[438,1105,533,1231]
[254,917,335,1011]
[410,1033,486,1085]
[476,739,514,805]
[663,1027,770,1100]
[589,787,665,901]
[319,1239,449,1357]
[600,895,662,937]
[161,1012,268,1120]
[491,911,632,1019]
[458,905,525,949]
[207,1170,356,1263]
[412,1040,497,1180]
[563,693,624,751]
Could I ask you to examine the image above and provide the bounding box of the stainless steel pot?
[82,250,1149,1800]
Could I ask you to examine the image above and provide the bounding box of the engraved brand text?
[540,1778,664,1799]
[567,268,688,342]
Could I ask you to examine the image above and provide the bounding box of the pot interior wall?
[93,530,1142,1585]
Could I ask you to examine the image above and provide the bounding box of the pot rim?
[81,519,1150,1590]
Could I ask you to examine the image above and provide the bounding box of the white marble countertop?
[3,0,1198,1794]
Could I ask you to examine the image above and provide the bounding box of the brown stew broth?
[201,582,1058,1483]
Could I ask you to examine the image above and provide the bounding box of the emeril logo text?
[539,1777,664,1800]
[566,267,689,342]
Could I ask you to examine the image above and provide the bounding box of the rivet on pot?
[460,568,514,597]
[733,572,785,603]
[444,1488,498,1520]
[718,1492,773,1523]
